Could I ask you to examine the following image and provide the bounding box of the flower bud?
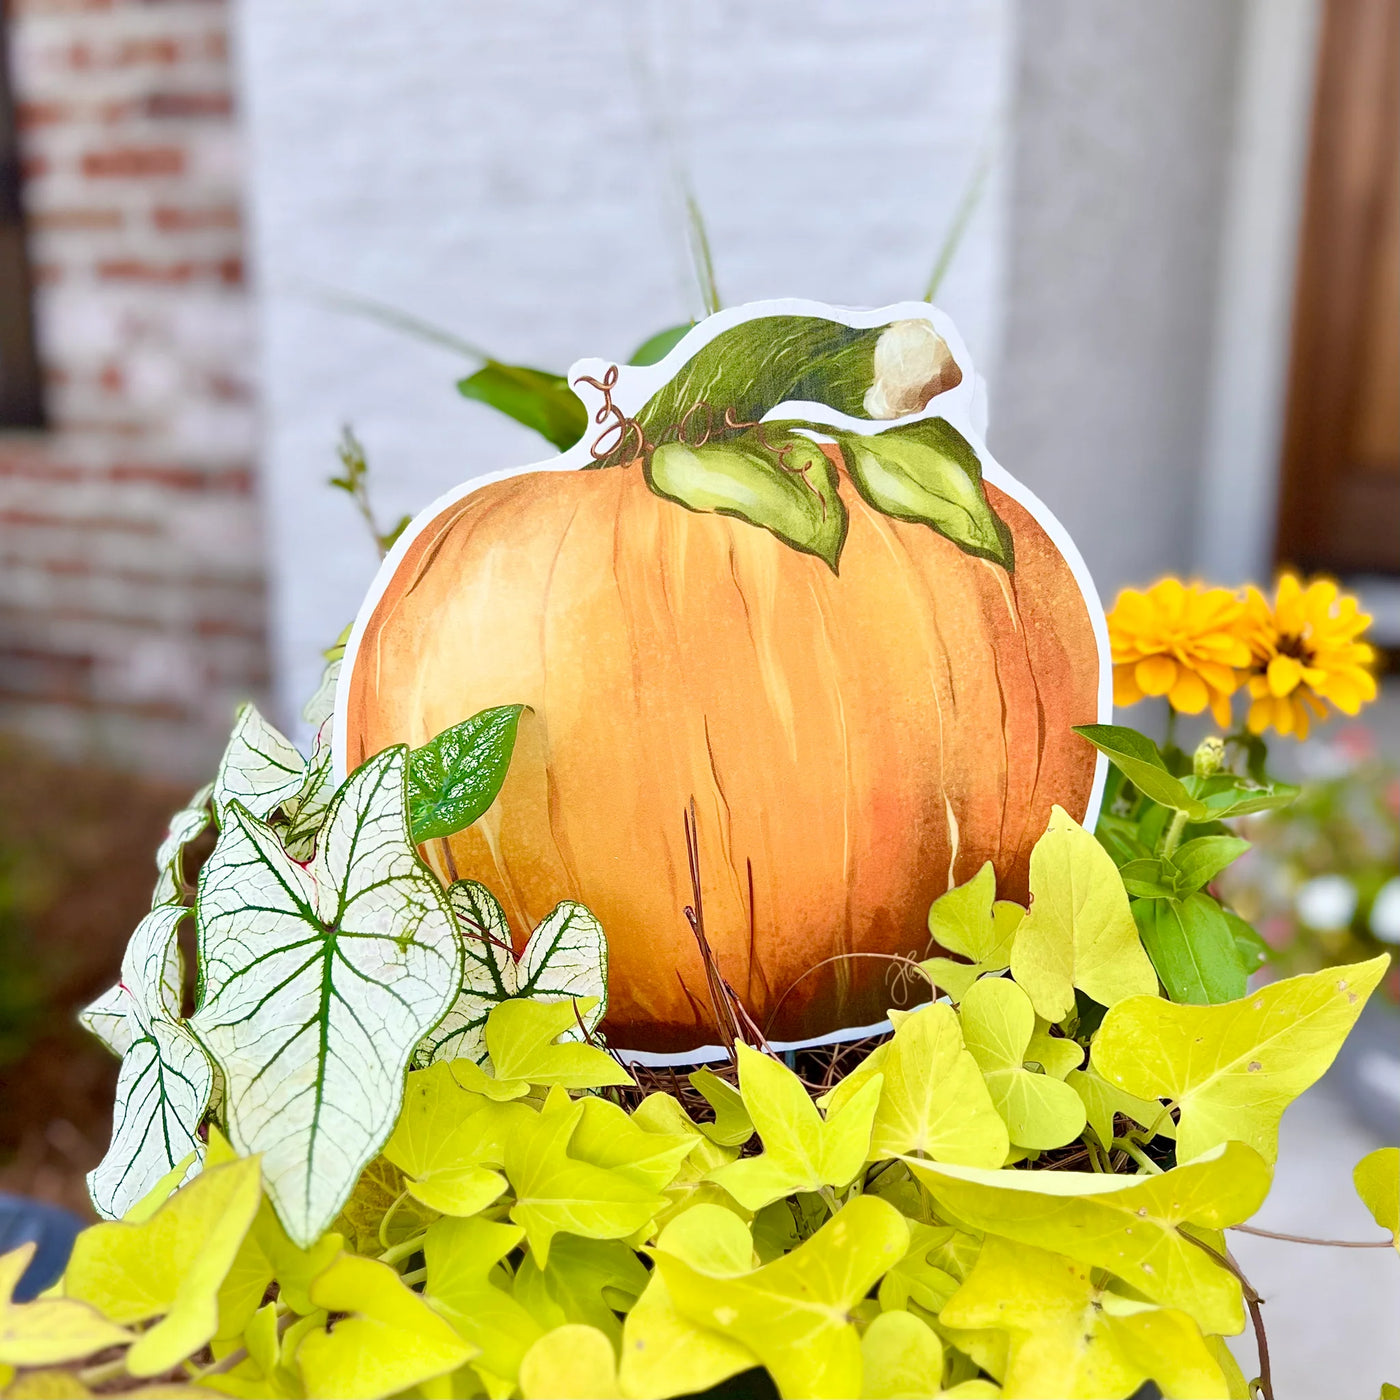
[1193,736,1225,777]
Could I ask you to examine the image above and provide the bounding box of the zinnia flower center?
[1275,632,1313,664]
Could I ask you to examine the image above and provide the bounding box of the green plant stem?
[76,1357,130,1387]
[1164,707,1179,752]
[1229,1223,1393,1248]
[1160,808,1190,858]
[400,1266,428,1287]
[1113,1138,1163,1175]
[378,1231,428,1267]
[378,1187,411,1252]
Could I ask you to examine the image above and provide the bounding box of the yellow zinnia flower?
[1240,572,1377,740]
[1108,578,1250,727]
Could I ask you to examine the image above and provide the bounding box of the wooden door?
[1276,0,1400,575]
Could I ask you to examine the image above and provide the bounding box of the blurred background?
[0,0,1395,1386]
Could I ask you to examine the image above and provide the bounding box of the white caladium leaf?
[420,884,608,1067]
[87,904,214,1219]
[151,781,213,908]
[79,982,135,1060]
[302,655,342,730]
[283,719,336,861]
[190,746,462,1247]
[213,702,308,826]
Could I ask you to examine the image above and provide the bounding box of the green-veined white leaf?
[302,656,342,730]
[151,782,213,908]
[407,705,525,844]
[190,747,463,1247]
[88,904,214,1219]
[213,703,308,826]
[419,885,608,1068]
[283,719,336,861]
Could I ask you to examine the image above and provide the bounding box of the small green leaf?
[646,433,849,572]
[1224,909,1271,974]
[628,323,693,366]
[1132,893,1245,1005]
[1172,835,1250,892]
[1181,772,1300,821]
[923,863,1024,1001]
[688,1068,755,1148]
[518,1322,621,1400]
[836,419,1013,569]
[456,363,587,451]
[1072,725,1207,820]
[1353,1147,1399,1251]
[407,705,525,844]
[513,1234,649,1344]
[1117,858,1180,901]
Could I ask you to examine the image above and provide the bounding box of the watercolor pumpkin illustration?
[341,306,1105,1053]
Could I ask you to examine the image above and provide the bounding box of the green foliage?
[407,705,524,843]
[7,709,1391,1398]
[457,364,589,452]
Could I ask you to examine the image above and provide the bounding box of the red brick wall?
[0,0,266,778]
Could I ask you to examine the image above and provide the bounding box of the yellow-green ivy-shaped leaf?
[86,904,214,1221]
[506,1090,667,1265]
[1354,1147,1399,1252]
[905,1141,1270,1334]
[1065,1066,1172,1150]
[383,1062,533,1217]
[940,1236,1228,1399]
[923,862,1024,1002]
[62,1155,262,1376]
[1008,806,1158,1020]
[421,883,609,1067]
[1025,1021,1083,1079]
[298,1253,475,1400]
[656,1195,909,1400]
[707,1044,882,1210]
[1091,955,1389,1165]
[824,1004,1008,1168]
[0,1244,131,1369]
[190,747,463,1247]
[876,1223,962,1316]
[452,998,632,1101]
[423,1217,542,1400]
[519,1322,621,1400]
[620,1205,758,1400]
[958,976,1086,1151]
[689,1068,755,1148]
[513,1234,648,1348]
[860,1310,944,1399]
[568,1096,696,1195]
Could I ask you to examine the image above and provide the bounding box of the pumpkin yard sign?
[337,301,1110,1057]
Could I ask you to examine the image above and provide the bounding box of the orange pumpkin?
[343,448,1101,1053]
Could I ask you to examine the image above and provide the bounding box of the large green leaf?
[407,705,524,844]
[457,363,587,451]
[189,746,463,1246]
[906,1142,1270,1334]
[1072,726,1205,818]
[655,1195,909,1400]
[645,432,848,573]
[86,904,214,1221]
[1132,893,1246,1005]
[834,419,1013,569]
[628,323,693,366]
[419,884,608,1068]
[1091,955,1389,1165]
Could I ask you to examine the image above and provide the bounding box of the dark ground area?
[0,738,187,1218]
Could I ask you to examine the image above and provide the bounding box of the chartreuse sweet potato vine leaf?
[656,1195,909,1400]
[1353,1147,1399,1251]
[421,883,609,1068]
[519,1322,622,1400]
[506,1088,668,1265]
[406,704,524,844]
[1009,805,1159,1021]
[621,1205,758,1399]
[189,746,463,1247]
[707,1044,882,1210]
[1091,955,1389,1166]
[0,1243,131,1369]
[907,1141,1271,1335]
[424,1217,543,1400]
[61,1154,261,1377]
[922,861,1024,1002]
[958,976,1086,1151]
[299,1252,476,1400]
[451,997,631,1102]
[513,1234,648,1351]
[940,1235,1230,1400]
[383,1061,531,1217]
[689,1066,755,1147]
[87,904,215,1221]
[1066,1065,1172,1149]
[820,1003,1008,1168]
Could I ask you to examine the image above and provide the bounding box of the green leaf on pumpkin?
[407,705,524,844]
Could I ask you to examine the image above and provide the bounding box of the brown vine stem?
[682,798,749,1058]
[1229,1223,1394,1248]
[1179,1230,1273,1400]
